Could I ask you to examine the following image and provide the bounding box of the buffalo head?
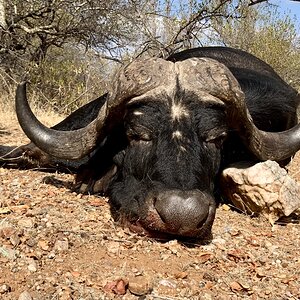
[15,56,300,239]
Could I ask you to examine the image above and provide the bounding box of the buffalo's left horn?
[177,57,300,161]
[16,58,174,160]
[216,61,300,161]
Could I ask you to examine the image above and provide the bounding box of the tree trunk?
[0,0,6,29]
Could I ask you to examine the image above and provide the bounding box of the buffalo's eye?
[113,150,125,166]
[204,129,227,148]
[126,125,152,143]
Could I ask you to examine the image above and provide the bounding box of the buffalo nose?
[154,190,211,234]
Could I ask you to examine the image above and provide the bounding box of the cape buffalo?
[2,47,300,239]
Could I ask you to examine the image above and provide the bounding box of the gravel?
[1,113,300,299]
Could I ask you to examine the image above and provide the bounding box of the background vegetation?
[0,0,299,114]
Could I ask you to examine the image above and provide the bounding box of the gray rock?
[220,160,300,223]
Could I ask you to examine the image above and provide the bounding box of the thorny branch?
[135,0,246,58]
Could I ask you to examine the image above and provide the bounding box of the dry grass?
[0,92,65,129]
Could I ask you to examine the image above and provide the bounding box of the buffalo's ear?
[0,142,88,171]
[0,143,48,168]
[51,94,108,131]
[74,164,117,194]
[0,145,18,158]
[73,126,127,194]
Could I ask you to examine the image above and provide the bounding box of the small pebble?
[128,276,153,296]
[18,218,35,229]
[10,235,21,247]
[0,284,11,294]
[26,238,36,247]
[158,279,176,288]
[18,290,33,300]
[28,258,38,272]
[48,252,56,259]
[53,239,69,251]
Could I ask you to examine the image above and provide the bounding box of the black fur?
[109,90,225,219]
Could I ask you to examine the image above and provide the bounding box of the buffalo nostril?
[154,190,211,233]
[197,217,207,229]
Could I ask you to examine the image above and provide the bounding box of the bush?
[211,2,300,91]
[21,46,115,114]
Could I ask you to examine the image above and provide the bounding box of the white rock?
[220,160,300,223]
[18,291,33,300]
[17,218,35,228]
[27,259,38,272]
[158,279,176,288]
[53,239,69,251]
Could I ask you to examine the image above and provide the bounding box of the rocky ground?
[1,112,300,300]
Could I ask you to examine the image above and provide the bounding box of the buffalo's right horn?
[16,58,174,160]
[16,82,100,160]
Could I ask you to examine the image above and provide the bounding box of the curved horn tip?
[16,81,28,95]
[18,81,28,87]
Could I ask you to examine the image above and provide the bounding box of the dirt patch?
[1,114,300,300]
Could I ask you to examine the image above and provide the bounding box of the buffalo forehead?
[128,57,226,106]
[127,57,229,130]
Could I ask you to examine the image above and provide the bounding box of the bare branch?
[13,24,55,35]
[0,0,7,29]
[248,0,268,6]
